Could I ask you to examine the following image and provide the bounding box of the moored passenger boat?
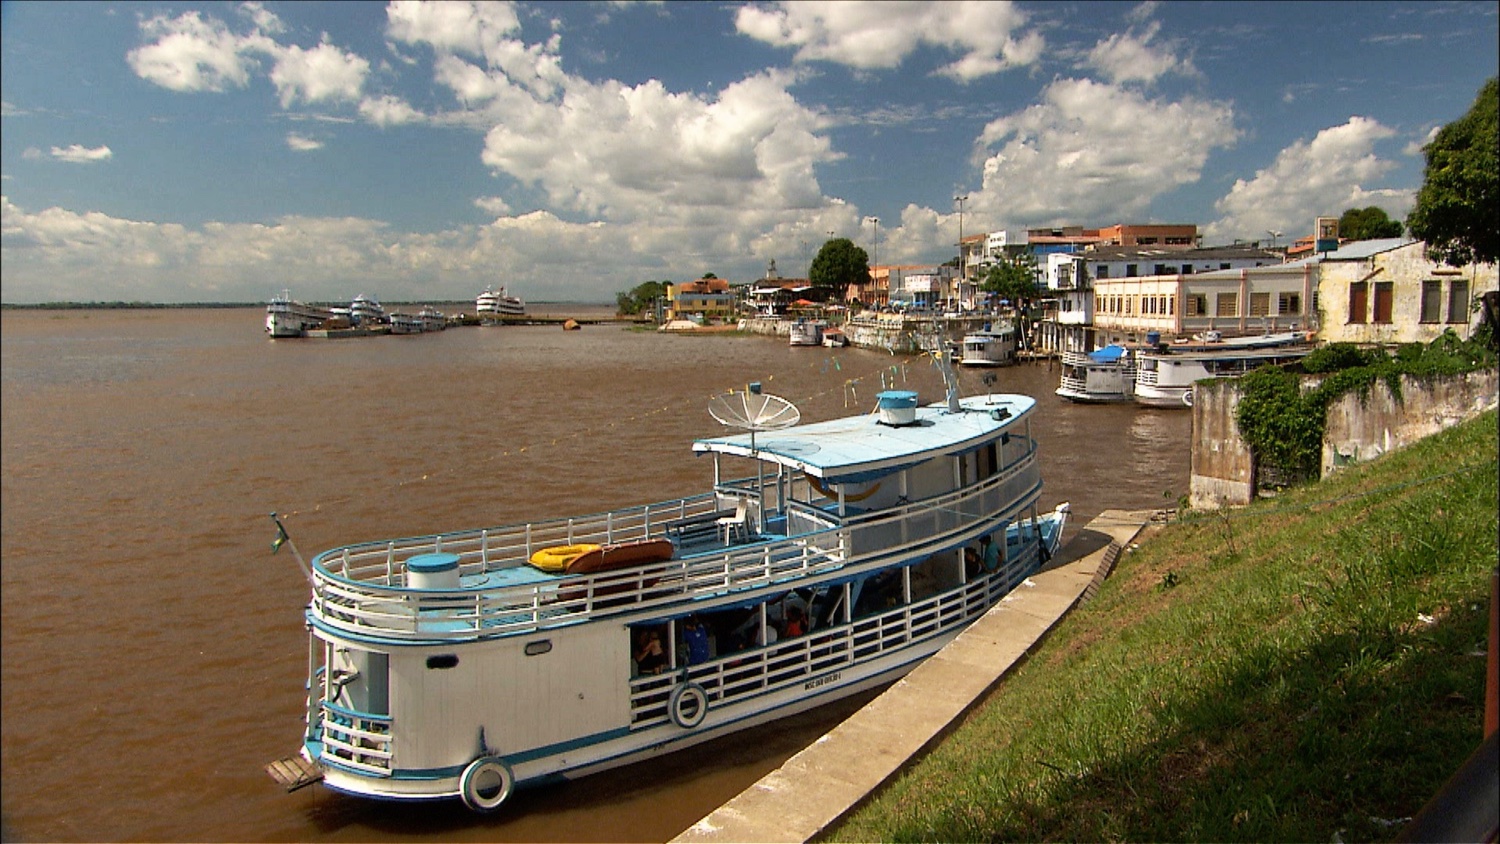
[269,356,1067,812]
[265,291,334,338]
[349,294,387,326]
[788,318,823,346]
[388,312,423,334]
[960,322,1017,367]
[418,306,447,332]
[1056,344,1138,403]
[476,286,526,320]
[1134,331,1315,408]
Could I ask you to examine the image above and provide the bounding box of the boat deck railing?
[625,543,1042,727]
[307,447,1040,643]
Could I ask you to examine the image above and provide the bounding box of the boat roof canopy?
[693,393,1035,482]
[1088,345,1127,363]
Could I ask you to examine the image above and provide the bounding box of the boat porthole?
[669,682,709,729]
[1181,391,1194,407]
[459,756,514,813]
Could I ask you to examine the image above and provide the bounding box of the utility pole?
[954,195,968,311]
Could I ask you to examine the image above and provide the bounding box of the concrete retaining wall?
[1323,369,1497,475]
[1190,369,1498,509]
[1189,380,1255,509]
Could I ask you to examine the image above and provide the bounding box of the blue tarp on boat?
[1087,345,1127,363]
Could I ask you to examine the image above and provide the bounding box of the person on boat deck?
[783,606,806,638]
[634,629,667,675]
[980,534,1001,573]
[682,616,711,665]
[964,546,981,578]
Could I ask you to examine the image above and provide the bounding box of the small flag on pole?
[271,513,290,554]
[270,512,317,586]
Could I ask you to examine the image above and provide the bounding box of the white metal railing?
[317,700,393,777]
[625,543,1040,726]
[307,445,1039,643]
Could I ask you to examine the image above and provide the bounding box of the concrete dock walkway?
[672,509,1155,844]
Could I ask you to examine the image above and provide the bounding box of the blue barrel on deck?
[1146,331,1161,346]
[876,390,919,425]
[407,552,460,589]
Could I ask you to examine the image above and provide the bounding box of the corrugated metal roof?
[1315,238,1416,260]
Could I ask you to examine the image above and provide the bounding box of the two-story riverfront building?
[1037,244,1287,356]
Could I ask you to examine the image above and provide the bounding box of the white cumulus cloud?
[129,8,368,111]
[735,0,1043,82]
[1086,20,1193,85]
[285,133,322,152]
[1206,116,1411,244]
[50,144,113,163]
[267,39,369,108]
[969,78,1238,227]
[127,10,267,93]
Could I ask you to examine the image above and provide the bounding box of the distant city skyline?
[2,1,1496,304]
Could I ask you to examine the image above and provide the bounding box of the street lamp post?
[954,195,968,311]
[1267,230,1283,250]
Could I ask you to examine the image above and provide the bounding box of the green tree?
[808,238,870,299]
[616,280,667,316]
[981,254,1039,304]
[1406,77,1498,266]
[1337,206,1404,241]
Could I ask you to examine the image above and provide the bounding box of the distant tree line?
[1,301,254,310]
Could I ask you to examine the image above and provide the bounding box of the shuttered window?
[1373,282,1393,324]
[1447,280,1470,323]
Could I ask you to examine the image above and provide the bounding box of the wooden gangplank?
[265,754,323,792]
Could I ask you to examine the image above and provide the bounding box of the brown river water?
[1,307,1189,842]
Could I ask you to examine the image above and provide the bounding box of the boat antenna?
[707,383,800,534]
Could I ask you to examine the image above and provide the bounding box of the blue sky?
[2,1,1496,305]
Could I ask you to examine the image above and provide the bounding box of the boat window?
[524,640,552,656]
[426,654,459,669]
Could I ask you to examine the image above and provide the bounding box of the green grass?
[826,410,1497,843]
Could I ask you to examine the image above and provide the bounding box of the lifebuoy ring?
[1181,390,1194,408]
[459,756,514,813]
[805,473,883,503]
[528,544,600,573]
[669,682,709,729]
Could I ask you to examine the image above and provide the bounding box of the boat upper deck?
[693,393,1035,483]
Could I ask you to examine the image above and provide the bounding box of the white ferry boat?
[388,312,423,335]
[265,291,334,338]
[1056,345,1138,403]
[419,306,447,332]
[349,294,387,326]
[788,318,823,346]
[476,286,526,320]
[1134,331,1315,408]
[960,322,1017,367]
[268,357,1067,812]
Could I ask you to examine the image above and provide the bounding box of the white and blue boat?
[1056,344,1138,403]
[960,321,1018,367]
[268,355,1067,812]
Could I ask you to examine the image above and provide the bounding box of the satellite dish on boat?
[708,389,801,433]
[708,387,799,537]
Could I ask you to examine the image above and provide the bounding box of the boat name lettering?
[805,672,841,691]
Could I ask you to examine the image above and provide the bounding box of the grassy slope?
[828,410,1497,843]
